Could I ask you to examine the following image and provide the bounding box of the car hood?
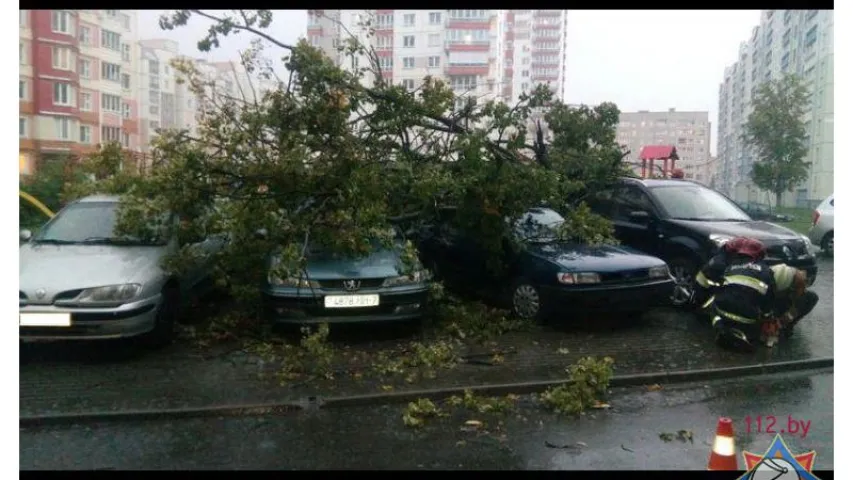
[526,243,665,273]
[19,244,166,294]
[272,248,405,280]
[667,219,802,241]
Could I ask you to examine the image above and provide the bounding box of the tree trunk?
[775,191,782,208]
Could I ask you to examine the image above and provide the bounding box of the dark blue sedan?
[415,207,675,321]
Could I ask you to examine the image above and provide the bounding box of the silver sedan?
[19,195,224,346]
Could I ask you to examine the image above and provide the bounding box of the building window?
[429,12,442,25]
[52,47,74,70]
[79,26,90,45]
[53,83,73,106]
[101,62,121,82]
[51,11,73,35]
[121,132,130,147]
[804,25,818,47]
[122,102,131,119]
[20,41,25,65]
[310,35,320,46]
[428,56,440,68]
[79,59,91,78]
[402,79,415,90]
[403,35,415,48]
[19,117,27,138]
[403,57,415,69]
[19,80,26,100]
[80,125,91,143]
[149,105,159,116]
[120,13,131,29]
[403,13,415,27]
[19,10,27,27]
[149,120,160,130]
[101,126,121,143]
[80,92,92,111]
[101,93,121,112]
[376,14,393,28]
[450,75,477,91]
[149,60,160,74]
[149,90,159,104]
[121,74,131,90]
[105,10,118,18]
[122,44,131,62]
[377,35,392,49]
[149,75,160,89]
[428,33,441,47]
[101,30,121,51]
[379,57,393,70]
[55,118,71,140]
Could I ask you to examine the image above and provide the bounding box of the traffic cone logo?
[708,417,739,470]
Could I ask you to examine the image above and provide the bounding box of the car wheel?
[511,279,544,322]
[668,256,698,307]
[821,231,833,257]
[142,285,180,348]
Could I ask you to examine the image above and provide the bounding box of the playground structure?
[638,145,679,178]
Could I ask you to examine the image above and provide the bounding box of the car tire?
[821,231,833,257]
[668,256,698,308]
[511,279,546,323]
[142,285,180,349]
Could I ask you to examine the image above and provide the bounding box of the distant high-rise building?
[19,10,139,175]
[309,10,567,105]
[616,109,712,182]
[717,9,833,207]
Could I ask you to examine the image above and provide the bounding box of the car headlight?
[709,234,734,247]
[268,273,320,289]
[382,269,429,287]
[77,284,142,306]
[800,234,812,247]
[648,265,671,279]
[557,272,601,284]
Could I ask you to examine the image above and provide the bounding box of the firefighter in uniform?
[708,238,777,349]
[707,238,818,349]
[692,238,758,319]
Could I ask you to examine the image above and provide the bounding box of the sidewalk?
[19,304,832,418]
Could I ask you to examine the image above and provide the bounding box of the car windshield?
[649,185,750,221]
[34,201,169,246]
[513,208,565,244]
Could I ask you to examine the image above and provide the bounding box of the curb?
[20,357,832,427]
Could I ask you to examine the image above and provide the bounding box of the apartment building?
[310,10,567,106]
[616,109,712,182]
[20,9,139,175]
[501,10,567,105]
[717,9,833,207]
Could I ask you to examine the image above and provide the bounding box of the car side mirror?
[20,229,32,242]
[629,211,651,223]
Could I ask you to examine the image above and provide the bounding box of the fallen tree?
[93,9,630,305]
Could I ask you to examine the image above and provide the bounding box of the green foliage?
[19,159,70,231]
[743,75,811,207]
[83,10,628,311]
[540,356,615,415]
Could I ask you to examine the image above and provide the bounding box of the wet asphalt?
[20,369,833,470]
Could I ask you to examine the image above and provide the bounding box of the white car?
[808,194,834,256]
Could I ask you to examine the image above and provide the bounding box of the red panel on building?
[446,65,489,76]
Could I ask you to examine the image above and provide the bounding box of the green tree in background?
[743,74,811,207]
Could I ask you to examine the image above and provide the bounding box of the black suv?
[586,177,818,305]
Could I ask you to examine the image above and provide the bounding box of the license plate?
[324,295,380,309]
[19,313,72,327]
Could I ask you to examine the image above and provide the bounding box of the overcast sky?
[139,9,762,155]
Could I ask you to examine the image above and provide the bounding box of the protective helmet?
[723,237,766,261]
